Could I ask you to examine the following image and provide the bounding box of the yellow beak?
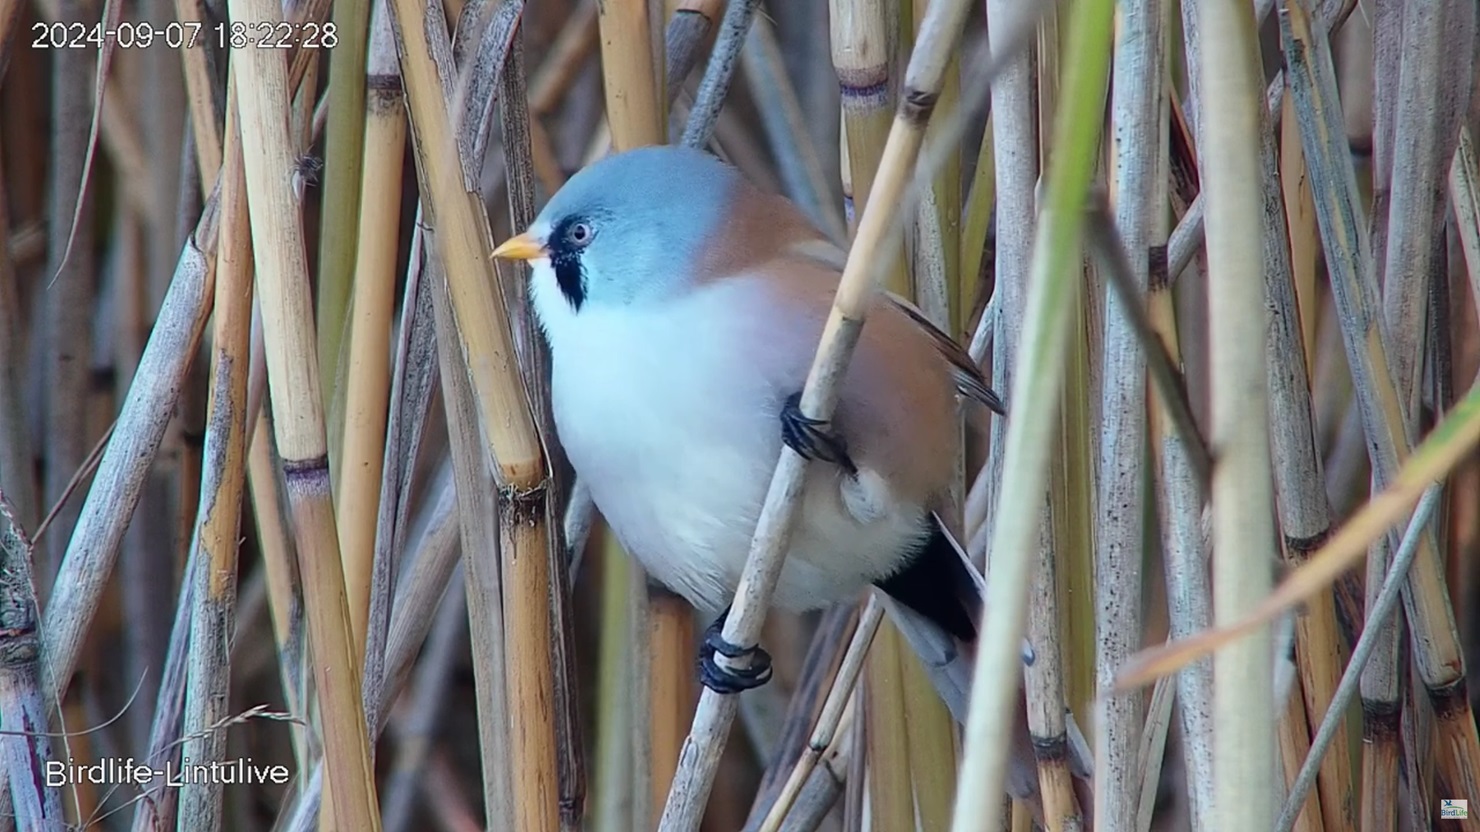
[490,231,548,262]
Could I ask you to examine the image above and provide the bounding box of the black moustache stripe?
[552,251,586,310]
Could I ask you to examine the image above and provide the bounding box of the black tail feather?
[873,520,980,643]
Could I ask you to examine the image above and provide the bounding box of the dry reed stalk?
[381,573,468,832]
[1146,63,1218,831]
[41,0,97,606]
[960,116,995,355]
[1273,487,1444,832]
[754,600,881,830]
[977,0,1039,568]
[740,14,847,243]
[1131,676,1174,832]
[1025,500,1080,832]
[529,1,599,115]
[948,0,1111,827]
[128,529,202,832]
[830,0,906,296]
[1281,0,1480,817]
[39,192,218,705]
[659,1,978,826]
[0,508,63,831]
[1277,681,1326,832]
[1095,0,1166,824]
[1372,6,1480,810]
[314,0,371,405]
[430,232,515,829]
[1456,128,1480,306]
[225,2,379,828]
[1268,90,1358,832]
[598,0,664,147]
[1054,289,1098,735]
[915,0,962,335]
[863,622,916,831]
[663,0,721,104]
[1015,5,1084,829]
[837,5,954,826]
[336,0,407,654]
[1142,232,1215,826]
[678,0,759,149]
[244,402,311,768]
[0,154,38,543]
[1201,1,1277,829]
[1281,96,1320,373]
[592,533,635,832]
[387,3,558,830]
[173,0,221,191]
[362,207,440,736]
[176,79,253,832]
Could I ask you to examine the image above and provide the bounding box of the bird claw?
[697,612,773,694]
[780,392,857,474]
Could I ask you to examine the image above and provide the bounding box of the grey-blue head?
[492,146,742,311]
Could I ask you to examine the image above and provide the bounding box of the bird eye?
[567,221,594,248]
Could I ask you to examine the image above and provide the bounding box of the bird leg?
[779,392,857,475]
[697,606,774,694]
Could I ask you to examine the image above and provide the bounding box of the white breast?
[531,263,929,613]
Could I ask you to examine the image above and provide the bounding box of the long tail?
[876,514,1095,820]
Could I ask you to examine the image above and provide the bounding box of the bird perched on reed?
[493,144,1092,812]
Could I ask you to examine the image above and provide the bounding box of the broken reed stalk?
[176,80,253,832]
[1201,1,1278,829]
[1281,0,1480,811]
[657,0,979,826]
[1096,0,1166,825]
[336,0,406,660]
[949,0,1113,824]
[225,1,380,828]
[386,2,559,830]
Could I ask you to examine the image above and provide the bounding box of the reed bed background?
[1,0,1478,830]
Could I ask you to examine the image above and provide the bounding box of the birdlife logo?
[1440,799,1469,819]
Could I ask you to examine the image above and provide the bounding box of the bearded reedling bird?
[492,145,1092,808]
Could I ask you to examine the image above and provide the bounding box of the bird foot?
[697,611,773,694]
[780,392,856,474]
